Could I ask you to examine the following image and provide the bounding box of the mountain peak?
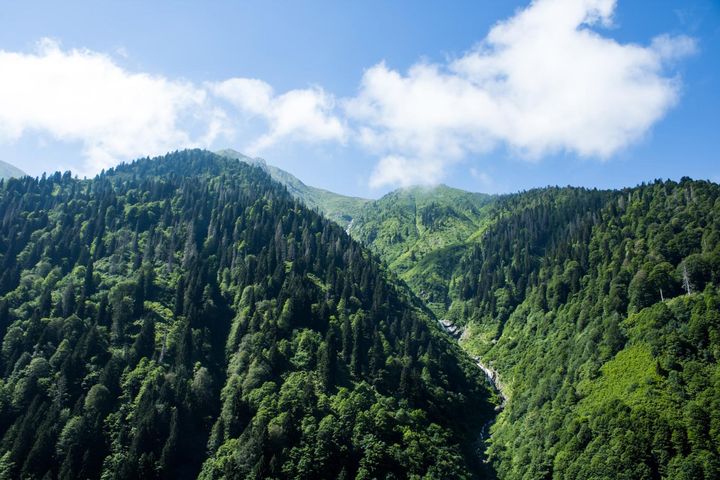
[0,160,27,179]
[215,148,368,228]
[215,148,267,167]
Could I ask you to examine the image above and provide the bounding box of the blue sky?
[0,0,717,198]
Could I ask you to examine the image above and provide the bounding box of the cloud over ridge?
[211,78,346,155]
[0,39,211,175]
[0,40,345,176]
[349,0,696,187]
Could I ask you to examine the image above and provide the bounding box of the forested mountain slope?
[2,145,717,479]
[449,180,720,479]
[216,149,369,228]
[0,150,494,479]
[347,185,494,316]
[338,177,720,479]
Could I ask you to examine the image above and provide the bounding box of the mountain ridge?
[215,148,369,228]
[236,154,720,478]
[0,150,495,479]
[2,149,719,479]
[0,160,26,179]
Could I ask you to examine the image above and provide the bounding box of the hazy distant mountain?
[216,149,369,227]
[0,160,26,179]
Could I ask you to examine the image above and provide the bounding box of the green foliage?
[453,179,720,479]
[349,177,720,479]
[4,147,717,480]
[215,148,369,228]
[0,150,492,479]
[349,185,493,316]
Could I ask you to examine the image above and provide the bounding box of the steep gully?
[438,319,508,458]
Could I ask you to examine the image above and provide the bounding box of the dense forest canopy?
[0,150,494,479]
[347,185,494,318]
[460,179,720,480]
[1,146,718,480]
[345,177,720,479]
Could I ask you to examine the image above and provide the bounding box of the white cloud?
[211,78,273,115]
[211,78,345,154]
[0,39,214,175]
[0,0,696,185]
[0,40,345,175]
[369,155,445,188]
[347,0,696,188]
[469,167,492,186]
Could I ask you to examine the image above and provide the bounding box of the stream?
[438,319,507,462]
[473,356,507,445]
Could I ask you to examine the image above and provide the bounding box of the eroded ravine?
[439,318,508,469]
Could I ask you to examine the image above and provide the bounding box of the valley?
[0,150,718,479]
[245,154,720,479]
[0,0,715,477]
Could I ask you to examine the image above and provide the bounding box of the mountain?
[454,180,720,479]
[344,179,720,479]
[206,160,720,478]
[0,160,25,179]
[0,151,494,479]
[2,146,719,479]
[347,185,494,316]
[216,149,369,228]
